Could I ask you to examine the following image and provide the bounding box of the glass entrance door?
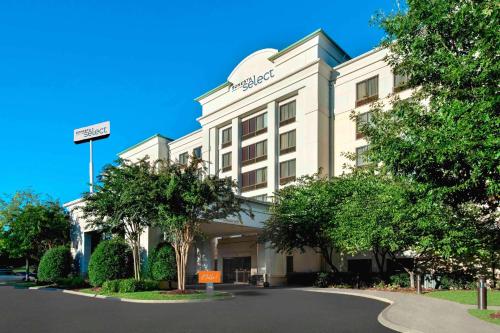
[222,257,251,283]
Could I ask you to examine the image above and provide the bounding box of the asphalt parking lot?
[0,285,394,333]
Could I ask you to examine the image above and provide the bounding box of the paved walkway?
[300,287,499,333]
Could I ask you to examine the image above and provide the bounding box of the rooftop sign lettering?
[231,69,275,92]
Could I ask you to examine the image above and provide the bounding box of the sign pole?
[89,139,94,193]
[74,121,110,193]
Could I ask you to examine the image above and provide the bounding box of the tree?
[262,175,352,272]
[81,158,158,280]
[0,191,70,280]
[154,157,244,291]
[332,171,402,276]
[364,0,499,278]
[367,0,499,216]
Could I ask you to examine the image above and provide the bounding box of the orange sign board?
[198,271,222,284]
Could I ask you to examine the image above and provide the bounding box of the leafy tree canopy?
[0,191,69,263]
[366,0,499,211]
[154,157,245,290]
[82,157,159,280]
[261,175,352,272]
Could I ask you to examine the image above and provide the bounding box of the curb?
[300,288,423,333]
[28,285,55,290]
[33,287,234,304]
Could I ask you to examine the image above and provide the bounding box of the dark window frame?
[355,145,369,167]
[193,146,202,159]
[179,152,189,165]
[221,152,232,173]
[393,72,410,93]
[279,159,296,185]
[241,140,267,166]
[280,130,296,155]
[356,75,379,107]
[241,167,267,192]
[241,113,268,141]
[221,127,232,148]
[356,112,372,140]
[279,100,296,127]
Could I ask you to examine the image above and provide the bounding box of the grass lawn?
[425,290,500,306]
[78,288,231,301]
[468,309,500,326]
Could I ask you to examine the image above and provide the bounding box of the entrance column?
[195,237,215,271]
[266,101,278,198]
[231,117,241,192]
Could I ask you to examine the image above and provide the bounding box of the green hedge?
[38,246,72,283]
[88,238,132,287]
[147,243,176,281]
[55,276,87,289]
[102,279,160,293]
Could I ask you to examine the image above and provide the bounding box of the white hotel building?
[66,29,411,285]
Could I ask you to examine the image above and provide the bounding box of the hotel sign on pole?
[73,121,110,193]
[74,121,111,144]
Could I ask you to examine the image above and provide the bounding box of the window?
[356,145,369,166]
[279,100,296,126]
[222,152,232,172]
[356,76,378,107]
[241,167,267,192]
[221,127,232,148]
[251,194,268,202]
[280,130,296,155]
[286,256,294,273]
[241,113,267,140]
[241,140,267,166]
[179,152,189,165]
[394,73,409,92]
[356,112,372,139]
[193,146,202,159]
[280,159,296,185]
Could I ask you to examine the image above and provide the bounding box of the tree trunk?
[409,271,415,289]
[321,247,339,272]
[131,242,141,280]
[25,257,29,281]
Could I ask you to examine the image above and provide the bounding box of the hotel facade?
[66,29,412,285]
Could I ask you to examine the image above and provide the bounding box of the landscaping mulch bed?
[490,312,500,319]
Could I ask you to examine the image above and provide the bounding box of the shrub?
[142,280,160,291]
[38,246,72,283]
[88,238,132,287]
[55,276,87,289]
[389,273,410,288]
[102,279,120,293]
[314,272,331,288]
[435,272,475,290]
[118,278,143,293]
[147,243,176,281]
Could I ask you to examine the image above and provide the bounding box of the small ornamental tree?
[147,243,176,282]
[261,175,350,272]
[154,157,245,291]
[88,238,132,287]
[37,246,72,283]
[82,158,159,280]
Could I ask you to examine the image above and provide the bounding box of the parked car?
[0,265,14,275]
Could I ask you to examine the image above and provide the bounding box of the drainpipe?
[328,78,335,178]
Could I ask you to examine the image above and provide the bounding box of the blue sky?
[0,1,397,203]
